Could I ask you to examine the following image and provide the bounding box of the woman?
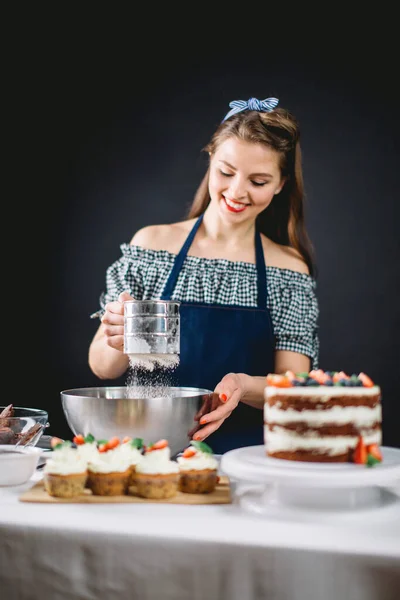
[88,97,319,453]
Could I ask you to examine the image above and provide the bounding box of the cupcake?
[86,437,131,496]
[115,437,144,486]
[134,439,180,499]
[43,441,88,498]
[177,441,219,494]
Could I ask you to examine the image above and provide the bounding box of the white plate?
[220,445,400,489]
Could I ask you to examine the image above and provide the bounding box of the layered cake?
[264,370,382,462]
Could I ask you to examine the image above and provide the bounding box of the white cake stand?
[220,446,400,517]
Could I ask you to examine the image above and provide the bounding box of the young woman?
[88,97,319,453]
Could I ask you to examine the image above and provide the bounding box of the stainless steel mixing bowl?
[60,386,212,455]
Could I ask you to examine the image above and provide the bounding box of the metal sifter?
[123,300,180,368]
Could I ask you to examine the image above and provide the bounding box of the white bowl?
[0,445,42,486]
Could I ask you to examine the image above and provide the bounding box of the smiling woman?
[209,139,285,219]
[88,97,319,454]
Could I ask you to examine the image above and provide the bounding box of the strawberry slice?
[353,435,367,464]
[333,371,350,383]
[266,374,291,388]
[309,369,330,384]
[366,443,382,461]
[358,372,374,387]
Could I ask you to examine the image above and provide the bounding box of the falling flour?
[125,336,180,398]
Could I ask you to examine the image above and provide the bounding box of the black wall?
[17,41,399,448]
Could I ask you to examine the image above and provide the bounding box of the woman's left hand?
[188,373,246,441]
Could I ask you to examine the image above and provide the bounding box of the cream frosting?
[264,404,382,427]
[76,442,99,462]
[44,446,88,475]
[144,446,171,461]
[264,425,382,456]
[136,449,179,475]
[115,442,143,466]
[177,450,218,471]
[87,449,131,474]
[264,385,381,400]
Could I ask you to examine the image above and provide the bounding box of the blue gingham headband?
[222,97,279,122]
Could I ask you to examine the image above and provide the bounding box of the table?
[1,470,400,600]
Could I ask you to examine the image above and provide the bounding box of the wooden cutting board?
[19,476,231,504]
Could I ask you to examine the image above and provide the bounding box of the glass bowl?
[0,445,42,486]
[0,406,49,446]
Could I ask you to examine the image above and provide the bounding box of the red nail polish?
[200,418,207,425]
[220,393,227,402]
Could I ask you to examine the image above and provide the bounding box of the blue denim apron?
[160,214,274,453]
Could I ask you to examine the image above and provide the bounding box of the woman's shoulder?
[129,219,197,253]
[261,235,310,275]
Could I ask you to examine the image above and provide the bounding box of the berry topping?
[265,370,376,388]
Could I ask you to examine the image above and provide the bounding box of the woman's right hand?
[101,291,134,352]
[188,373,247,441]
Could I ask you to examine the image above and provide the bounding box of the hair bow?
[222,97,279,122]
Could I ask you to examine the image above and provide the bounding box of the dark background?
[15,34,399,448]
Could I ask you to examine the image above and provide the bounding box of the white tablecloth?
[1,471,400,600]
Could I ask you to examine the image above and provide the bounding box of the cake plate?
[220,446,400,518]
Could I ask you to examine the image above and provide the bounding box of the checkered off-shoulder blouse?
[95,244,320,369]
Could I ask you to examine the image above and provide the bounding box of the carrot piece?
[122,436,132,443]
[106,437,120,450]
[73,434,85,445]
[182,448,196,458]
[50,436,64,448]
[148,439,168,451]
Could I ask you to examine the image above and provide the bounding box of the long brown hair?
[187,108,316,276]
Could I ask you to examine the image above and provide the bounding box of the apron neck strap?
[161,215,203,299]
[161,214,267,308]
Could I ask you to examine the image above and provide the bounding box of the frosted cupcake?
[177,441,219,494]
[115,437,144,485]
[43,441,88,498]
[86,440,131,496]
[135,439,180,499]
